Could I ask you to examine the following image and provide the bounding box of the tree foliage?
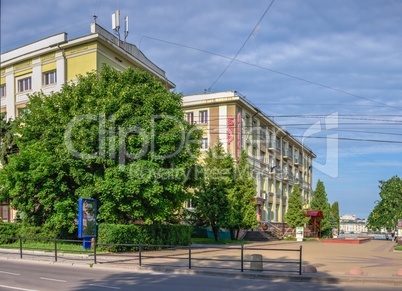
[192,141,234,241]
[310,180,332,236]
[285,184,308,228]
[0,114,18,166]
[330,201,340,231]
[0,66,202,235]
[367,176,402,231]
[227,150,258,239]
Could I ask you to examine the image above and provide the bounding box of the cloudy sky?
[1,0,402,219]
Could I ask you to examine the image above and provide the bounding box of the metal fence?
[0,236,303,275]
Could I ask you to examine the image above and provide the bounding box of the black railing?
[0,236,93,262]
[0,236,303,275]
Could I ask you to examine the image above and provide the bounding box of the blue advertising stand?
[78,198,97,250]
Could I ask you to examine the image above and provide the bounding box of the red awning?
[306,210,323,217]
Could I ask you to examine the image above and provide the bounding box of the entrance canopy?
[306,210,323,218]
[306,210,323,238]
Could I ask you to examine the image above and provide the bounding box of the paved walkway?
[1,239,402,286]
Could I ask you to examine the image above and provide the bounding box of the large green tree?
[0,66,202,235]
[367,176,402,231]
[310,180,332,237]
[285,184,308,228]
[192,140,234,241]
[227,150,258,239]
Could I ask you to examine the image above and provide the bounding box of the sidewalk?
[1,239,402,286]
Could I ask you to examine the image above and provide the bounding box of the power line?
[207,0,275,91]
[139,36,402,112]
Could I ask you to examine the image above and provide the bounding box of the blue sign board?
[78,198,97,239]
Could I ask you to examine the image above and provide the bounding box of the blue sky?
[1,0,402,219]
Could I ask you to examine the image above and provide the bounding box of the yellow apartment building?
[0,23,174,221]
[182,91,316,224]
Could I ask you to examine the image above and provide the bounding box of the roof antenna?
[124,15,129,43]
[112,10,121,46]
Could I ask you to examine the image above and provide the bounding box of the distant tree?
[227,150,258,239]
[192,141,234,241]
[331,202,340,232]
[285,184,308,229]
[0,66,202,236]
[367,176,402,232]
[310,180,332,237]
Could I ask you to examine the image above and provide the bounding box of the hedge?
[97,224,193,252]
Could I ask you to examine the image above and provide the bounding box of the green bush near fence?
[97,224,193,252]
[0,222,20,244]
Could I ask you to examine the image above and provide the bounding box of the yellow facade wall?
[14,69,32,77]
[97,52,125,71]
[41,61,57,72]
[67,51,97,81]
[210,106,219,146]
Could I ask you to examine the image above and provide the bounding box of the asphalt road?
[1,260,402,291]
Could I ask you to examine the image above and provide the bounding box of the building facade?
[0,23,174,222]
[0,23,174,121]
[182,91,316,223]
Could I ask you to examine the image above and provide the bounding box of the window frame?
[199,110,208,124]
[185,112,194,124]
[0,84,6,97]
[201,137,208,150]
[17,76,32,93]
[42,70,57,86]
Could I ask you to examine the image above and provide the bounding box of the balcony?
[282,149,293,161]
[268,141,275,152]
[294,158,300,166]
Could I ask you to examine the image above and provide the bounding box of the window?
[185,112,194,124]
[260,126,266,140]
[260,150,266,163]
[1,205,9,222]
[245,114,250,128]
[0,84,6,97]
[18,77,32,92]
[43,70,57,85]
[199,110,208,124]
[201,137,208,150]
[17,107,28,117]
[185,199,193,209]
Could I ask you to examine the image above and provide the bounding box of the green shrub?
[97,224,192,252]
[0,222,20,244]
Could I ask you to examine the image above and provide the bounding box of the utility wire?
[139,35,402,112]
[207,0,275,91]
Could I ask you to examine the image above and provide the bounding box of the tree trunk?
[212,226,220,242]
[229,228,235,240]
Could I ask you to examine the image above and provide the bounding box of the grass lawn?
[394,245,402,251]
[0,239,93,253]
[0,237,249,253]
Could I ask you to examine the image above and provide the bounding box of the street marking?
[0,285,37,291]
[0,271,20,276]
[40,277,67,283]
[89,284,120,289]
